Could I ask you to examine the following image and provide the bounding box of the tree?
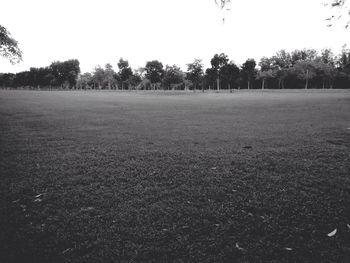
[91,66,105,89]
[270,50,292,89]
[220,62,240,91]
[320,48,335,65]
[117,58,133,89]
[293,61,317,89]
[337,45,350,71]
[257,70,275,90]
[204,68,217,90]
[104,63,116,89]
[162,65,184,90]
[76,73,93,89]
[50,59,80,88]
[241,59,257,89]
[271,50,292,69]
[186,59,204,90]
[314,62,336,89]
[0,25,22,64]
[144,60,164,86]
[291,49,318,65]
[127,74,142,89]
[210,53,229,91]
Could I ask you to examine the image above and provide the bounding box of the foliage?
[241,59,257,89]
[220,62,240,89]
[1,48,350,90]
[186,59,204,89]
[326,0,350,28]
[162,65,185,89]
[0,25,22,64]
[145,60,164,84]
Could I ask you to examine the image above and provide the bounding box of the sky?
[1,0,349,73]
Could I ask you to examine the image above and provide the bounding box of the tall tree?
[144,60,164,86]
[91,66,105,89]
[210,53,229,91]
[204,68,217,90]
[104,63,116,89]
[257,70,275,90]
[0,25,22,64]
[293,61,317,89]
[220,62,240,91]
[162,65,184,90]
[186,59,204,90]
[50,59,80,88]
[117,58,133,89]
[241,59,257,89]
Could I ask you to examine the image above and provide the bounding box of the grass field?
[0,90,349,263]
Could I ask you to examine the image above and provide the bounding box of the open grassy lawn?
[0,90,349,263]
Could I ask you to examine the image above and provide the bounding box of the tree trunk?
[229,83,232,93]
[305,70,309,89]
[322,80,325,89]
[217,77,220,92]
[262,79,265,90]
[247,79,250,90]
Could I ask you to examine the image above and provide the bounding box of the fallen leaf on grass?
[62,248,72,254]
[35,194,43,198]
[235,243,246,251]
[211,167,217,170]
[20,204,26,211]
[285,247,293,251]
[327,228,337,237]
[347,224,350,229]
[34,198,42,203]
[80,207,95,212]
[12,199,20,203]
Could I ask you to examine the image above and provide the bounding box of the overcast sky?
[1,0,349,73]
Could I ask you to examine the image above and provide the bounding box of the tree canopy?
[0,25,22,64]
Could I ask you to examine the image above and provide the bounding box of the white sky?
[1,0,349,73]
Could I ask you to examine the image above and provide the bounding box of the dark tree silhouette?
[145,60,164,84]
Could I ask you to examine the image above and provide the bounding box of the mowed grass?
[0,90,349,263]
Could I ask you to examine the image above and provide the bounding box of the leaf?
[327,228,337,237]
[285,247,293,251]
[35,194,43,198]
[235,243,246,251]
[80,207,94,212]
[62,248,72,254]
[347,224,350,229]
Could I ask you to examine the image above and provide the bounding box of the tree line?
[1,47,350,90]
